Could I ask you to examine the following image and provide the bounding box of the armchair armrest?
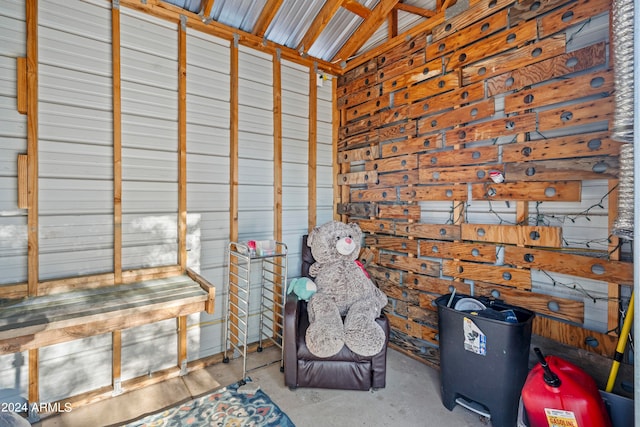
[284,293,301,388]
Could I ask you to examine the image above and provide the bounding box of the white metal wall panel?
[281,60,309,277]
[38,0,113,280]
[315,77,334,225]
[237,47,274,345]
[121,320,177,381]
[120,8,179,270]
[0,0,27,285]
[185,29,231,359]
[39,334,112,402]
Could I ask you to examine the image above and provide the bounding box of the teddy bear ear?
[307,226,320,246]
[348,222,361,233]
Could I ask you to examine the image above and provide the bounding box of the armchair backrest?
[301,235,315,279]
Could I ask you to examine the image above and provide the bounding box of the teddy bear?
[304,220,388,358]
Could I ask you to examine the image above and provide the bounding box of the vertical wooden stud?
[26,0,38,298]
[177,316,188,374]
[112,330,122,395]
[273,49,282,242]
[333,77,346,221]
[28,349,38,415]
[112,0,122,284]
[16,57,27,114]
[17,154,28,209]
[308,66,318,231]
[178,16,187,271]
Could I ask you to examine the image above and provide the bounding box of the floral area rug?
[124,379,295,427]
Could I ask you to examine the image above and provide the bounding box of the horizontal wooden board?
[504,69,613,113]
[354,219,397,235]
[375,169,420,187]
[417,99,495,135]
[463,34,566,85]
[350,187,397,202]
[505,156,618,181]
[419,240,497,263]
[378,120,417,142]
[400,184,468,201]
[444,113,536,145]
[473,281,584,324]
[338,129,379,151]
[501,131,621,162]
[461,223,563,247]
[406,72,460,103]
[431,0,514,42]
[344,94,390,122]
[379,253,441,277]
[471,181,582,201]
[337,170,379,185]
[365,235,419,254]
[427,9,509,59]
[409,81,485,119]
[533,316,617,358]
[397,223,461,241]
[445,20,538,72]
[509,0,572,26]
[403,274,471,296]
[339,113,381,139]
[503,246,633,285]
[378,50,426,83]
[442,259,532,290]
[537,97,614,132]
[378,33,427,69]
[338,144,379,163]
[538,0,610,38]
[338,58,377,86]
[368,264,402,285]
[421,145,499,167]
[337,83,382,109]
[486,42,607,97]
[365,153,417,172]
[379,105,409,126]
[419,164,504,184]
[382,57,443,93]
[381,134,442,157]
[337,202,377,217]
[376,203,421,220]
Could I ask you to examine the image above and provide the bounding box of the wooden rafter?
[332,0,401,64]
[297,0,343,54]
[253,0,283,38]
[395,2,435,18]
[199,0,215,18]
[342,0,371,19]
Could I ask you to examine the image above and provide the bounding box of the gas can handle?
[534,347,561,387]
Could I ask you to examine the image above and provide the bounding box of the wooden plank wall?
[336,0,631,365]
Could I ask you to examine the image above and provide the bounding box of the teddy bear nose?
[345,238,352,244]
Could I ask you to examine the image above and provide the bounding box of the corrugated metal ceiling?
[162,0,447,65]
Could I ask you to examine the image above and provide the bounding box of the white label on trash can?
[463,317,486,355]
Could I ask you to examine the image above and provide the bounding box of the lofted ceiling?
[159,0,466,73]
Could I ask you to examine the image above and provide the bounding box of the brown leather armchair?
[283,235,390,390]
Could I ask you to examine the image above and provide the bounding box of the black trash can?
[436,293,535,427]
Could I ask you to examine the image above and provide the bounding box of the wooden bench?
[0,270,215,355]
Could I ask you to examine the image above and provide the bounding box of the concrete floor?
[35,346,491,427]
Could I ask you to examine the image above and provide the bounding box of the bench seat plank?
[0,274,213,354]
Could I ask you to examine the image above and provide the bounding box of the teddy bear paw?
[344,324,385,357]
[305,323,345,358]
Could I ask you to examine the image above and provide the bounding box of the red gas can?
[521,348,612,427]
